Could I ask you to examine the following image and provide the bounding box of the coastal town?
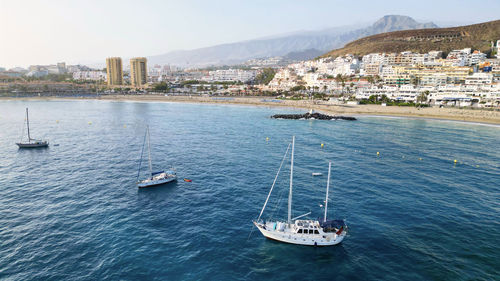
[1,41,500,109]
[2,1,500,279]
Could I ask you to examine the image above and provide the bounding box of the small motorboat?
[312,172,322,176]
[184,178,192,182]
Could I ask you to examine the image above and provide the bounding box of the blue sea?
[0,100,499,280]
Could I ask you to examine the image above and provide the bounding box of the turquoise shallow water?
[0,100,499,280]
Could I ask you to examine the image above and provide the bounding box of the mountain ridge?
[147,15,438,67]
[323,19,500,57]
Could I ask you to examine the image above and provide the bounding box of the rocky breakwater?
[271,112,356,121]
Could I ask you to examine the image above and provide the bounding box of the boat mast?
[136,129,147,182]
[324,161,331,222]
[25,108,32,141]
[147,126,153,178]
[288,136,295,224]
[257,143,291,221]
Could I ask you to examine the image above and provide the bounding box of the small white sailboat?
[253,136,347,246]
[16,108,49,148]
[136,126,177,188]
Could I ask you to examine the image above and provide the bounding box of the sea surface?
[0,100,499,281]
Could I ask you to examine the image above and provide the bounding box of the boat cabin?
[294,220,322,235]
[293,219,346,234]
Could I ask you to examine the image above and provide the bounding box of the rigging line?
[247,224,256,241]
[250,181,286,240]
[20,119,25,142]
[136,129,147,182]
[269,180,287,221]
[257,142,291,221]
[269,165,290,220]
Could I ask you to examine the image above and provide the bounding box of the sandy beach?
[3,94,500,125]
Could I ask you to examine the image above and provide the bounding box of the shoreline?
[2,94,500,125]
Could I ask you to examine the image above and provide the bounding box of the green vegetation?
[313,93,327,100]
[254,68,276,85]
[152,82,169,92]
[181,80,205,85]
[490,48,497,58]
[290,85,306,92]
[359,95,429,107]
[416,91,430,104]
[213,81,243,85]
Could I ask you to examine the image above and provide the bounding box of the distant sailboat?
[136,126,177,188]
[253,136,347,246]
[16,108,49,148]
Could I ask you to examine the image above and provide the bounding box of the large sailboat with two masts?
[253,136,347,246]
[136,126,177,188]
[16,108,49,148]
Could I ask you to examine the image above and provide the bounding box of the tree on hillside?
[254,68,276,85]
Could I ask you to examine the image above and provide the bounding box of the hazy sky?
[1,0,499,68]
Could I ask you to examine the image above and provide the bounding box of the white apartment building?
[469,51,487,65]
[362,53,384,65]
[303,72,320,87]
[73,71,107,81]
[356,84,500,105]
[420,73,447,86]
[356,85,422,102]
[267,68,298,90]
[203,69,256,82]
[379,65,395,77]
[362,63,381,76]
[446,48,486,66]
[465,73,493,85]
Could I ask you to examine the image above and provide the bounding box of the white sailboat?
[136,126,177,188]
[253,136,347,246]
[16,108,49,148]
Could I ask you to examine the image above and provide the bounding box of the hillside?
[148,15,437,67]
[323,19,500,57]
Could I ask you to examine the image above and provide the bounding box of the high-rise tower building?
[106,57,123,86]
[130,57,148,88]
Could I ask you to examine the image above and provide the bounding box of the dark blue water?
[0,100,499,280]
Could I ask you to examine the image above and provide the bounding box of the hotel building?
[130,57,148,87]
[106,57,123,86]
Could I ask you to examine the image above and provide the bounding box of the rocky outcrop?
[271,112,356,120]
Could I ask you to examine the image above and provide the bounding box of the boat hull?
[16,142,49,148]
[137,176,177,188]
[254,222,346,246]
